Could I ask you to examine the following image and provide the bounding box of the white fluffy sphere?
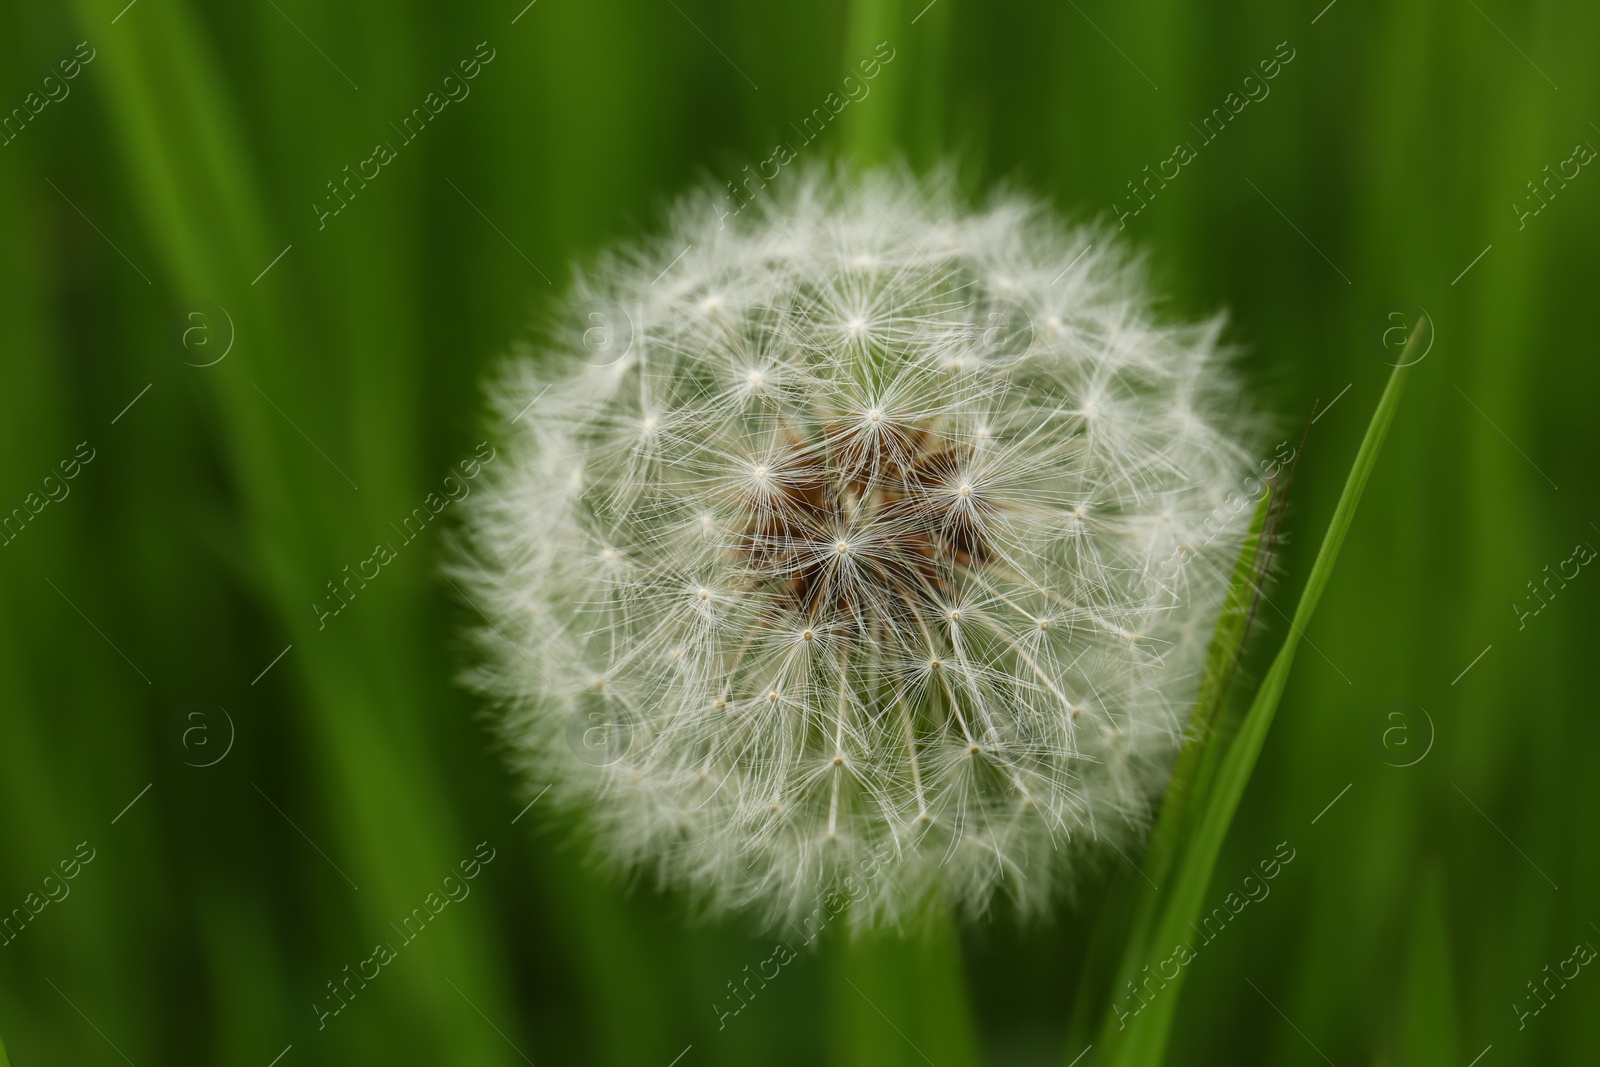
[457,168,1256,930]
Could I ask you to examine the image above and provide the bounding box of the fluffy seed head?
[457,168,1256,931]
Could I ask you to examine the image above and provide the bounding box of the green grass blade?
[1141,481,1280,887]
[1098,356,1412,1065]
[1063,485,1275,1055]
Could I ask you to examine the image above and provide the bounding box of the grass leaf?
[1062,483,1276,1054]
[1093,355,1412,1065]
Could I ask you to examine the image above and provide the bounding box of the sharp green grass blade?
[1095,353,1412,1065]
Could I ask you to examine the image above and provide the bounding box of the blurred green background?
[2,0,1596,1063]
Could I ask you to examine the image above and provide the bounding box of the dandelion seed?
[456,167,1256,931]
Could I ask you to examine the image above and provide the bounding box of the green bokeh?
[0,0,1594,1063]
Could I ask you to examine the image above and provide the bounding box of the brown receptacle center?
[736,420,989,627]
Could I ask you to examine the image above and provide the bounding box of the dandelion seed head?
[456,167,1257,931]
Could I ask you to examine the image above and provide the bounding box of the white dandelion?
[455,167,1258,931]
